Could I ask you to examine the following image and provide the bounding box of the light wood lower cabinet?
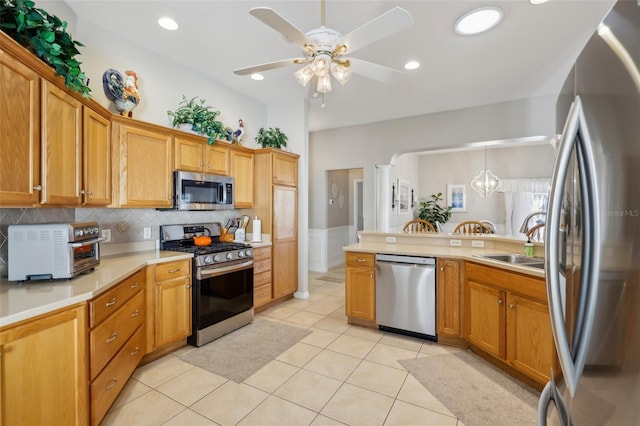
[0,304,89,426]
[253,245,272,308]
[436,258,462,338]
[345,252,376,322]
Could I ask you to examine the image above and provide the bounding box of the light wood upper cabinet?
[40,80,83,205]
[174,135,229,175]
[112,118,173,207]
[436,258,462,338]
[82,107,111,205]
[0,47,41,206]
[273,153,297,186]
[230,146,254,208]
[0,304,89,426]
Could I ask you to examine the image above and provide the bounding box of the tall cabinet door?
[436,259,462,337]
[230,148,254,208]
[40,81,82,205]
[466,281,505,359]
[272,185,297,298]
[0,48,41,206]
[83,107,111,205]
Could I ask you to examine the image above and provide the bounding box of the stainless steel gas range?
[160,222,254,347]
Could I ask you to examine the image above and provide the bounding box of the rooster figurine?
[102,69,140,117]
[232,119,245,144]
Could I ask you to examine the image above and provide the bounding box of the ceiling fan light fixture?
[454,6,503,36]
[331,63,352,85]
[294,65,314,86]
[313,54,331,75]
[316,73,332,93]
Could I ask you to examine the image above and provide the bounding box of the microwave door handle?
[70,237,104,248]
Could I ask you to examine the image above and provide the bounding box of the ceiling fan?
[233,0,413,95]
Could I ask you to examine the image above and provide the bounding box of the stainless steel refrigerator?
[538,1,640,424]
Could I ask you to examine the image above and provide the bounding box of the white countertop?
[0,250,192,328]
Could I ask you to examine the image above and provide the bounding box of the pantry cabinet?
[174,135,229,175]
[436,258,463,339]
[345,252,376,322]
[111,117,173,208]
[0,303,89,426]
[464,262,558,386]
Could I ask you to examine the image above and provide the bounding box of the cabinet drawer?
[346,252,375,268]
[90,269,144,328]
[253,246,271,260]
[155,259,190,281]
[254,258,271,275]
[254,284,272,307]
[91,325,144,426]
[90,290,144,379]
[254,270,272,287]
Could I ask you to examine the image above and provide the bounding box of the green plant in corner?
[418,192,453,230]
[167,95,226,144]
[255,127,288,149]
[0,0,91,98]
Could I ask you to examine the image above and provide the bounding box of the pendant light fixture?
[471,146,501,197]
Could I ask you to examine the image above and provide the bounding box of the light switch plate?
[449,239,462,247]
[101,229,111,243]
[471,240,485,248]
[143,227,151,239]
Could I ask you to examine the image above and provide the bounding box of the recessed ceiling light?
[404,61,420,70]
[158,17,179,31]
[250,73,264,81]
[529,0,550,4]
[454,6,504,36]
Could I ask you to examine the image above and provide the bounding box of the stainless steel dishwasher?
[376,253,437,341]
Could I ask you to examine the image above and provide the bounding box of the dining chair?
[453,221,494,234]
[403,219,436,233]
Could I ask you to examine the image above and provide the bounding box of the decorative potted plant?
[418,192,453,230]
[255,127,288,149]
[167,95,226,144]
[0,0,91,98]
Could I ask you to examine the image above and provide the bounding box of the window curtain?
[499,178,550,235]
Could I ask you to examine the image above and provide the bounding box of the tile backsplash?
[0,208,245,277]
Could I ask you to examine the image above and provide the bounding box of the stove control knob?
[204,255,213,264]
[76,229,84,237]
[213,255,221,262]
[245,249,253,257]
[238,251,245,258]
[226,252,233,260]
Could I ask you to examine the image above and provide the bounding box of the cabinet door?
[205,144,229,175]
[273,153,297,186]
[116,123,173,207]
[230,149,254,208]
[155,276,192,347]
[507,293,557,383]
[437,259,462,337]
[272,185,297,298]
[467,281,505,358]
[41,81,82,205]
[174,136,204,172]
[0,48,41,206]
[83,107,111,205]
[345,267,375,321]
[273,240,297,298]
[0,304,89,426]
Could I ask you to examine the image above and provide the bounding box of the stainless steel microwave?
[173,170,234,211]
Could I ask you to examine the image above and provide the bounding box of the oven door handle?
[70,237,104,248]
[198,260,254,278]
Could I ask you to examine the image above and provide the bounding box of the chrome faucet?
[519,211,547,234]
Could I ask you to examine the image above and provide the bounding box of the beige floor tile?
[304,350,361,381]
[132,355,194,388]
[321,383,394,426]
[365,343,419,370]
[329,307,348,319]
[346,360,408,397]
[312,317,350,334]
[238,395,317,426]
[276,342,323,367]
[190,381,268,426]
[304,300,344,316]
[396,375,456,417]
[344,325,384,343]
[282,297,314,310]
[326,334,377,359]
[108,378,152,411]
[284,310,326,327]
[312,283,344,296]
[307,292,330,302]
[262,305,300,320]
[379,333,425,352]
[419,341,463,356]
[384,400,458,426]
[274,369,343,411]
[101,390,185,426]
[156,366,227,406]
[301,328,341,348]
[162,408,219,425]
[310,414,348,426]
[244,360,299,393]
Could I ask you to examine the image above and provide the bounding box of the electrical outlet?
[449,239,462,247]
[386,236,396,243]
[101,229,111,243]
[471,240,485,248]
[143,227,152,239]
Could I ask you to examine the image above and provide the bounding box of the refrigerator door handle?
[538,373,570,426]
[546,96,601,397]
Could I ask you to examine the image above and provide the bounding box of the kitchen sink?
[474,253,545,269]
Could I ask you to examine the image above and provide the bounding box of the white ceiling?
[64,0,615,132]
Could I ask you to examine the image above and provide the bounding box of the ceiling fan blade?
[338,7,413,55]
[234,58,302,76]
[349,58,404,84]
[249,7,310,46]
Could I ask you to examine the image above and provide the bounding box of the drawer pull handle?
[105,297,117,307]
[131,347,140,356]
[497,299,503,305]
[186,285,191,289]
[131,282,140,289]
[106,332,118,343]
[131,309,140,318]
[105,377,118,390]
[509,303,515,309]
[168,268,181,273]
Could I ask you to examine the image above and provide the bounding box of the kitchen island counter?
[0,250,192,327]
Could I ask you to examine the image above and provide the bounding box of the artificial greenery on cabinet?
[167,95,227,144]
[255,127,288,149]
